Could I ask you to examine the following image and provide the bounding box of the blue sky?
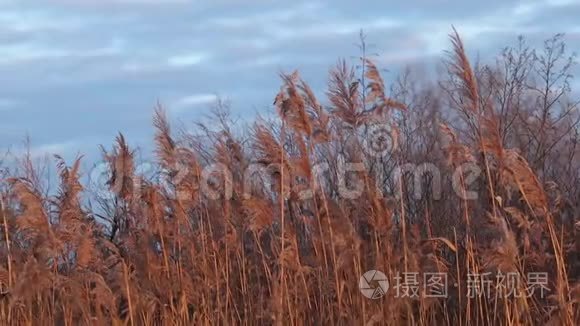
[0,0,579,165]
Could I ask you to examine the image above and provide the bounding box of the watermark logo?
[85,155,483,202]
[359,270,389,299]
[362,122,397,158]
[358,271,549,300]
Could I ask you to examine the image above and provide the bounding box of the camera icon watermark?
[359,270,389,299]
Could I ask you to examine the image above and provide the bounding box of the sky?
[0,0,579,167]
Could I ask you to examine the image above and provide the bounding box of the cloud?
[545,0,576,5]
[117,51,209,75]
[511,0,570,18]
[32,141,78,156]
[48,0,190,5]
[0,0,578,158]
[10,140,79,160]
[0,46,108,65]
[167,52,208,68]
[171,94,217,113]
[0,38,124,66]
[0,10,89,33]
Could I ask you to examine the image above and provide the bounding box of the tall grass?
[0,30,578,325]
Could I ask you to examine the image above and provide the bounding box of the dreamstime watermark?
[358,270,550,300]
[86,155,483,202]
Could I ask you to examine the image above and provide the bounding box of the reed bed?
[0,29,578,325]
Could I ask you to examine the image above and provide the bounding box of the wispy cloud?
[171,94,217,113]
[0,0,578,156]
[0,38,124,65]
[50,0,191,5]
[119,51,209,75]
[32,141,78,156]
[0,10,89,32]
[167,52,208,68]
[11,140,79,159]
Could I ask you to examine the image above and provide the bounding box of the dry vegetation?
[0,30,578,325]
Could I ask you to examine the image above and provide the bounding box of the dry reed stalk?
[0,195,11,289]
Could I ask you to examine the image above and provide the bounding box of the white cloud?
[110,0,188,2]
[273,18,402,40]
[11,140,79,159]
[120,61,152,73]
[512,0,577,18]
[0,11,82,32]
[50,0,190,5]
[0,8,121,33]
[209,3,322,29]
[167,52,208,67]
[545,0,576,6]
[171,94,216,112]
[120,51,208,74]
[0,38,124,65]
[240,54,284,68]
[33,141,77,156]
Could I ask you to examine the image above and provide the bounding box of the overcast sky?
[0,0,579,166]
